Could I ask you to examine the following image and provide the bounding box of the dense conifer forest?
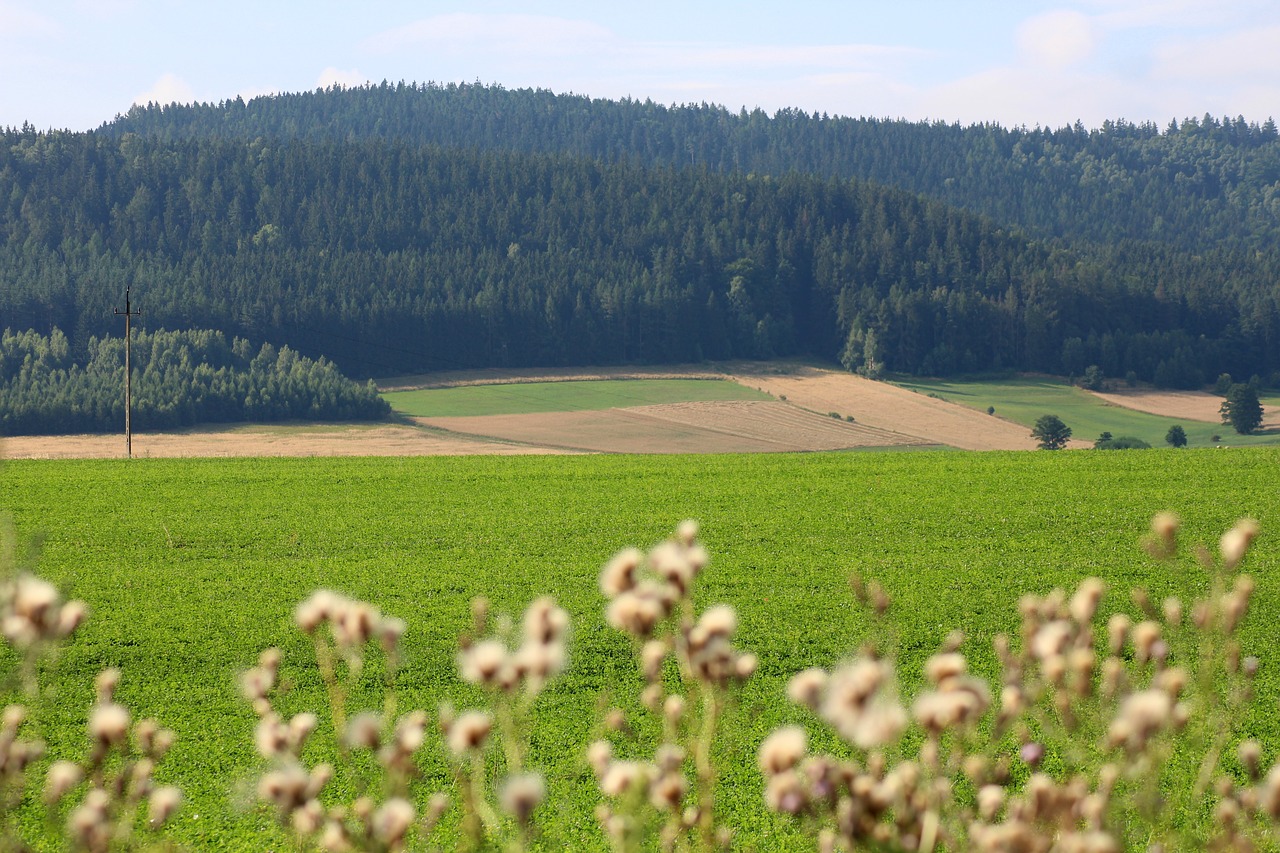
[3,82,1280,432]
[0,327,388,435]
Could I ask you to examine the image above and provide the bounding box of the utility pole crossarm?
[113,289,141,459]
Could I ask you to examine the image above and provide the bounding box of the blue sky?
[2,0,1277,132]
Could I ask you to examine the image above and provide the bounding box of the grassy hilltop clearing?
[2,449,1278,848]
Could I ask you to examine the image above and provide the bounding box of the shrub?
[1094,435,1152,450]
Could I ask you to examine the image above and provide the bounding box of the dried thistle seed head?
[1239,740,1263,777]
[457,639,509,686]
[600,761,652,797]
[12,574,58,622]
[513,639,566,684]
[148,786,182,828]
[664,694,685,724]
[294,590,338,633]
[655,744,685,773]
[345,711,382,750]
[395,711,427,754]
[240,666,274,703]
[586,740,613,775]
[258,764,310,812]
[1146,512,1180,558]
[254,715,289,758]
[307,764,332,799]
[500,772,546,824]
[605,708,627,732]
[735,652,759,679]
[522,597,569,646]
[1156,667,1188,697]
[1069,578,1105,624]
[56,601,88,638]
[764,769,807,814]
[1220,519,1260,569]
[44,760,83,804]
[94,668,120,704]
[1106,613,1130,654]
[446,711,492,756]
[677,519,699,546]
[600,548,643,598]
[371,797,415,845]
[758,726,807,775]
[1131,620,1162,664]
[605,589,666,636]
[650,772,687,811]
[1109,689,1173,750]
[690,604,737,647]
[2,703,25,732]
[1031,621,1073,662]
[787,668,827,710]
[89,702,130,746]
[977,784,1006,820]
[641,639,667,681]
[924,652,967,685]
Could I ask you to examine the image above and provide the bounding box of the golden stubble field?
[0,363,1234,459]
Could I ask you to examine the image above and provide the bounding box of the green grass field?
[381,378,772,417]
[894,375,1280,448]
[2,450,1279,848]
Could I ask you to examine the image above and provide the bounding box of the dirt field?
[2,362,1176,459]
[1088,387,1278,430]
[1,423,577,460]
[725,364,1039,451]
[419,400,929,454]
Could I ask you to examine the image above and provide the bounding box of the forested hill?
[101,82,1280,253]
[6,123,1277,387]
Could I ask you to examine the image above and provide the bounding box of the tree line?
[3,126,1279,386]
[101,81,1280,254]
[0,327,388,435]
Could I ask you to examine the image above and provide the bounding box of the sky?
[1,0,1278,132]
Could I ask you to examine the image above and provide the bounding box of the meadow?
[381,379,772,418]
[2,448,1279,849]
[893,376,1280,447]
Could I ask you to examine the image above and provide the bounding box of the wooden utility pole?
[114,289,141,458]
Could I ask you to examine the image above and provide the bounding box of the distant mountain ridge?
[0,82,1276,409]
[101,81,1280,253]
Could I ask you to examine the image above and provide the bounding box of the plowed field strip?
[419,401,926,453]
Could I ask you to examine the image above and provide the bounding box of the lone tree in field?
[1220,384,1264,434]
[1031,414,1072,450]
[1165,425,1188,448]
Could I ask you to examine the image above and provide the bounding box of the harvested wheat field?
[1088,387,1279,430]
[418,399,929,454]
[1,423,576,460]
[726,364,1040,451]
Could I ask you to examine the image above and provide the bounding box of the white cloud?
[1149,25,1280,81]
[317,67,368,89]
[0,2,59,39]
[1016,9,1096,67]
[132,72,194,108]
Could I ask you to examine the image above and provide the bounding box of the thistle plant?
[244,590,569,852]
[1,513,180,852]
[449,594,569,850]
[593,521,756,852]
[757,514,1275,852]
[243,590,442,851]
